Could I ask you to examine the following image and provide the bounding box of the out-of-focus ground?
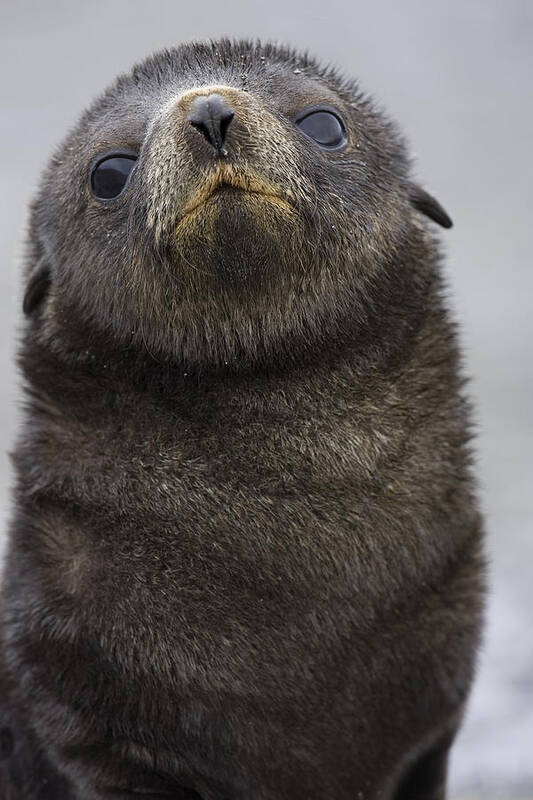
[1,1,531,797]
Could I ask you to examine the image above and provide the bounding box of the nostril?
[188,93,235,154]
[218,107,234,144]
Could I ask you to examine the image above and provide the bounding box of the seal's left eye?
[90,154,137,200]
[295,109,347,150]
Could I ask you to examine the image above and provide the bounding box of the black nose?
[188,94,235,154]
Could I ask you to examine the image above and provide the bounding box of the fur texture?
[0,39,484,799]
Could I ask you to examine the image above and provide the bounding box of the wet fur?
[1,39,484,799]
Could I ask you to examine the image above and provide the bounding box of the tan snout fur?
[145,85,304,242]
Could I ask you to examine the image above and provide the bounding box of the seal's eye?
[90,154,137,200]
[295,109,347,150]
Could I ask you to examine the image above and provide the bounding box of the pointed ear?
[408,185,453,229]
[23,257,51,315]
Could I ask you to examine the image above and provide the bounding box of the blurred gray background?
[1,1,531,797]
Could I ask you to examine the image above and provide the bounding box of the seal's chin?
[174,166,294,233]
[176,186,293,231]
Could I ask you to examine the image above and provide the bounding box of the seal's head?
[25,39,451,368]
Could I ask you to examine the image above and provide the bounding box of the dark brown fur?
[0,39,484,799]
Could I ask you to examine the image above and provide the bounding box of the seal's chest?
[23,395,398,642]
[30,383,392,517]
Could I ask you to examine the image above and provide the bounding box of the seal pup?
[0,39,484,799]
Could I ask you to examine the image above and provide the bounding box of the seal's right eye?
[90,154,137,200]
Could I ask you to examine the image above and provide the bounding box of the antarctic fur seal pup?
[0,39,484,799]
